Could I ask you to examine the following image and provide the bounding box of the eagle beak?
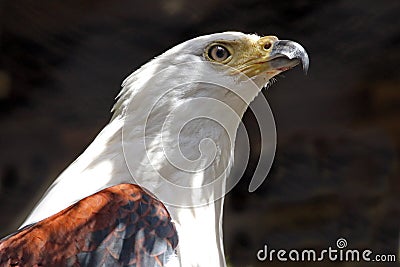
[227,36,309,79]
[269,40,309,74]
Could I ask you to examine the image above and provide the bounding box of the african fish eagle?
[0,32,308,266]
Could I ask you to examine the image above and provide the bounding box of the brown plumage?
[0,183,178,266]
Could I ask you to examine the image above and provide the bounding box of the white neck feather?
[21,43,270,266]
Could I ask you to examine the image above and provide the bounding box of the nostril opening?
[263,42,272,50]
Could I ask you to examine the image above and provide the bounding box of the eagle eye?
[207,45,231,62]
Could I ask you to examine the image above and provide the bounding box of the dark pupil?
[216,46,225,58]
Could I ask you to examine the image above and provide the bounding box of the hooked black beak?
[269,40,309,74]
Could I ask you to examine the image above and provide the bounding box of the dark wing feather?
[0,183,178,267]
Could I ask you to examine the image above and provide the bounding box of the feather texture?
[0,183,178,267]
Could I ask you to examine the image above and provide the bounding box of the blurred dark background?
[0,1,399,266]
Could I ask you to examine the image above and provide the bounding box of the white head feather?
[21,32,308,267]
